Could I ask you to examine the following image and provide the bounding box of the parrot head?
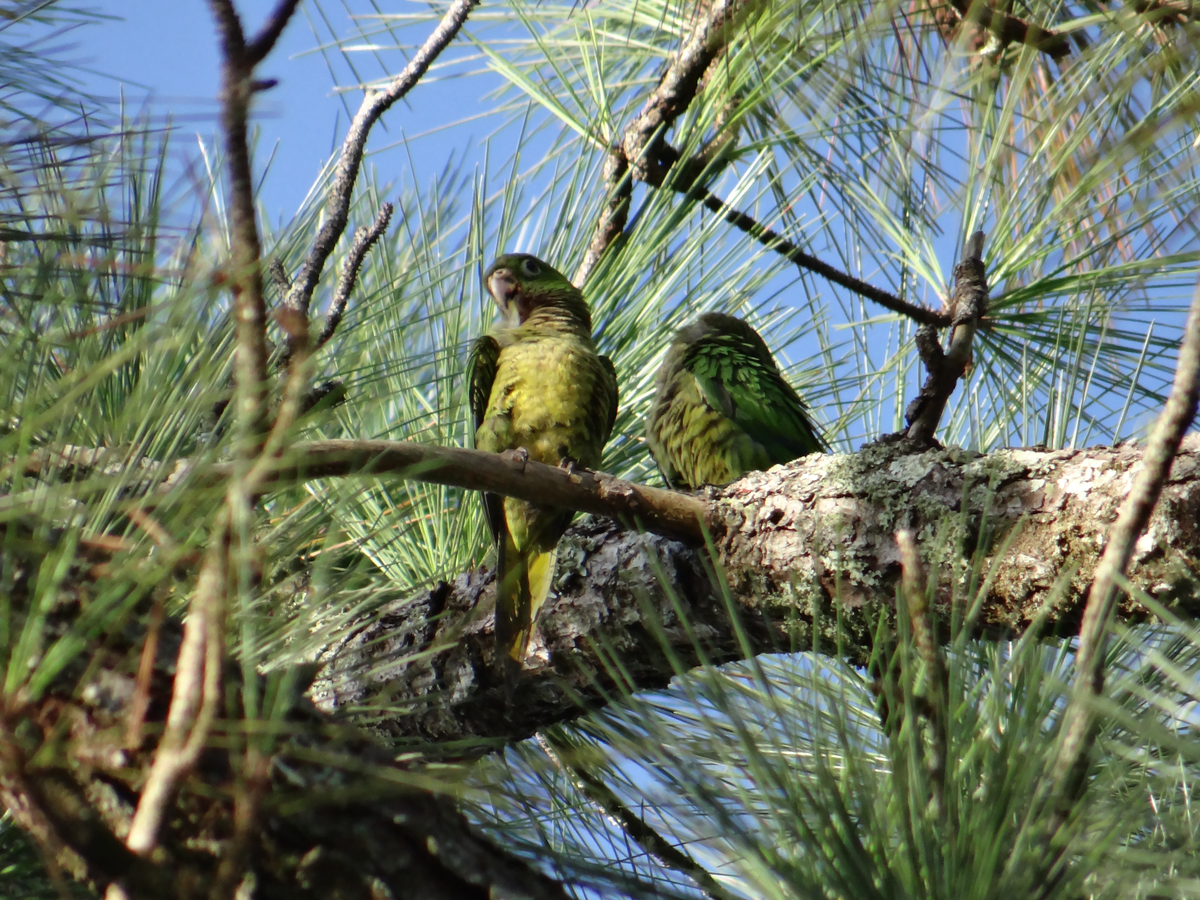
[484,253,580,325]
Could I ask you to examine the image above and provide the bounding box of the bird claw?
[558,456,579,476]
[504,447,530,471]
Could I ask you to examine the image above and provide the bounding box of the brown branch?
[903,231,988,446]
[573,150,631,285]
[125,513,229,855]
[228,439,709,544]
[282,0,476,325]
[208,0,272,449]
[699,188,950,327]
[315,202,394,350]
[947,0,1071,60]
[1049,272,1200,817]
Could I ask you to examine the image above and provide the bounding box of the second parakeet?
[645,312,825,489]
[468,253,618,682]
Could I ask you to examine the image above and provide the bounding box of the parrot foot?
[557,455,580,475]
[503,447,530,471]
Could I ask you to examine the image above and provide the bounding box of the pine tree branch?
[315,202,394,351]
[903,231,988,444]
[313,441,1200,745]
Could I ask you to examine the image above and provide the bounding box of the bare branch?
[284,0,477,321]
[903,231,988,445]
[244,0,302,65]
[699,188,950,327]
[207,0,271,447]
[1050,272,1200,814]
[573,149,631,285]
[126,514,229,855]
[221,439,709,544]
[315,201,394,351]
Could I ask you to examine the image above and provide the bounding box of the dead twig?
[315,202,395,351]
[125,513,230,855]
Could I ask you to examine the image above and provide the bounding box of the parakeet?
[645,312,825,489]
[468,253,618,682]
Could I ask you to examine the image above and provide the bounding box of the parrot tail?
[494,533,559,693]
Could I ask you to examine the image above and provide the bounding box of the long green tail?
[495,531,558,689]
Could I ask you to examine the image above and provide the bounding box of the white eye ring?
[521,258,541,276]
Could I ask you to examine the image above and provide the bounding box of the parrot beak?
[487,267,532,324]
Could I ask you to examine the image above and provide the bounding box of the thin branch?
[699,188,949,327]
[207,0,271,446]
[573,149,631,285]
[221,439,709,544]
[537,732,739,900]
[577,0,945,325]
[126,513,230,855]
[244,0,302,65]
[283,0,477,323]
[1049,271,1200,813]
[315,202,394,350]
[903,231,988,445]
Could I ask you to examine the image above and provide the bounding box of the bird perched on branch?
[645,312,825,489]
[468,253,618,685]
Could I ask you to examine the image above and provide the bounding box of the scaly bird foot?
[557,455,580,476]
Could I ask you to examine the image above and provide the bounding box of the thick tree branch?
[1049,271,1200,818]
[313,441,1200,745]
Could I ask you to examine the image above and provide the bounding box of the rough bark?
[314,440,1200,745]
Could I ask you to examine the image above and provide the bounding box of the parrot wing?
[467,334,504,542]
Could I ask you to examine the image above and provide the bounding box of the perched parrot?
[645,312,825,489]
[468,253,618,683]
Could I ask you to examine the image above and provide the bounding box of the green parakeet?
[468,253,618,681]
[645,312,825,489]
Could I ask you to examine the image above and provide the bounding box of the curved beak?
[487,268,519,317]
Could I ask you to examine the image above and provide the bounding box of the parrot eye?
[521,258,541,276]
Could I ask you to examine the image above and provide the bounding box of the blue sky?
[80,1,492,227]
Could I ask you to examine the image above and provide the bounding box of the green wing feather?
[647,312,825,489]
[467,335,504,543]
